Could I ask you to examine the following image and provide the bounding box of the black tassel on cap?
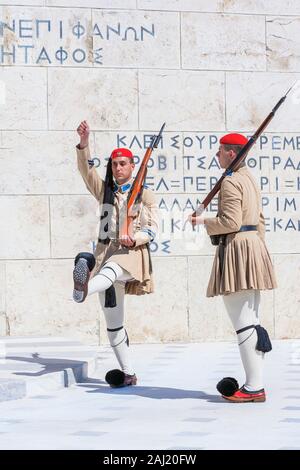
[99,157,115,245]
[98,156,118,308]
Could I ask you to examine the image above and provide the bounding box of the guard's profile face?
[216,145,235,169]
[112,157,135,184]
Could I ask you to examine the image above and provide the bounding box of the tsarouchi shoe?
[105,369,137,388]
[73,258,90,303]
[222,386,266,403]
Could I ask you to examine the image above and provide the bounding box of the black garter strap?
[103,266,118,278]
[103,265,117,308]
[236,324,256,335]
[107,326,123,332]
[236,324,272,353]
[108,328,129,349]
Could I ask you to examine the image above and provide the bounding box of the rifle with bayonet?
[120,122,166,239]
[190,84,295,227]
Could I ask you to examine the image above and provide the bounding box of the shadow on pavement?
[77,383,223,402]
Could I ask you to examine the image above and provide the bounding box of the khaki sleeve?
[204,178,242,236]
[133,189,159,247]
[76,145,104,202]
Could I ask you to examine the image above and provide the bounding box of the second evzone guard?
[190,133,276,403]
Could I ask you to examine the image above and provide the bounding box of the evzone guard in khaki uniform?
[190,133,277,403]
[73,121,159,388]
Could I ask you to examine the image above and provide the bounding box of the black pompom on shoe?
[105,369,126,387]
[105,369,137,388]
[216,377,239,397]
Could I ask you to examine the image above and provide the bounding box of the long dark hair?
[98,158,114,245]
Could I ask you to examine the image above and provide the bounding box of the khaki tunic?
[205,164,277,297]
[76,146,159,295]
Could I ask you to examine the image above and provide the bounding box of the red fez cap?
[110,148,133,159]
[220,133,248,146]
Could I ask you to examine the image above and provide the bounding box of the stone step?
[0,336,100,402]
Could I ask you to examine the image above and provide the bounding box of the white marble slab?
[0,67,47,130]
[48,68,138,130]
[0,196,50,259]
[182,13,266,71]
[267,16,300,72]
[5,259,100,343]
[139,70,225,132]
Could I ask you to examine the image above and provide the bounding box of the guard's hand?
[77,120,90,148]
[188,213,205,226]
[128,204,139,219]
[119,235,135,247]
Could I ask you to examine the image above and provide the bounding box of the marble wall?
[0,0,299,344]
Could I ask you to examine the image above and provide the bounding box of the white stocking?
[223,290,264,391]
[88,262,134,375]
[99,282,134,375]
[88,261,131,296]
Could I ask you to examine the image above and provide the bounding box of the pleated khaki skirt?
[92,240,154,296]
[206,231,277,297]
